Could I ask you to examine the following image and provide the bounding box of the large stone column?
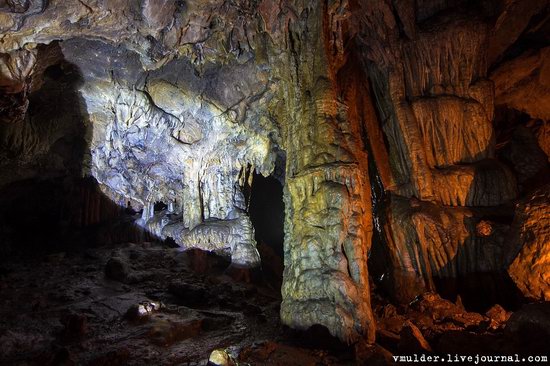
[273,1,376,343]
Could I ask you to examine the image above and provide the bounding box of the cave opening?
[153,201,168,212]
[248,171,285,288]
[0,49,90,257]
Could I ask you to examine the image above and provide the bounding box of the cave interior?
[0,0,549,365]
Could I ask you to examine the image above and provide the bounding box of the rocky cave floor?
[1,241,549,366]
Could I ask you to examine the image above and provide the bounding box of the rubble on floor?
[1,242,549,365]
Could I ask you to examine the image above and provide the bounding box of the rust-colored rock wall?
[507,185,550,301]
[354,0,547,303]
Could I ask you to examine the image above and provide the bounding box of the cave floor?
[0,243,354,366]
[1,242,548,365]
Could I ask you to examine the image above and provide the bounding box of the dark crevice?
[248,172,285,288]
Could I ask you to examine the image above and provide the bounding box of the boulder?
[505,302,550,352]
[104,257,131,283]
[485,304,511,329]
[208,349,235,366]
[398,321,432,354]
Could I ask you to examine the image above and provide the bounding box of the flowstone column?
[275,1,375,343]
[355,1,519,302]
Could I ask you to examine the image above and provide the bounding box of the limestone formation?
[353,0,540,301]
[382,195,513,302]
[0,0,549,348]
[0,2,279,268]
[492,47,550,121]
[269,1,376,344]
[0,0,378,342]
[507,185,550,301]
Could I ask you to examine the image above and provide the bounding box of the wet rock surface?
[507,185,550,301]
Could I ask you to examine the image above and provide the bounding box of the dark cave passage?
[248,172,285,287]
[249,173,284,257]
[0,48,148,259]
[0,52,89,256]
[433,273,525,313]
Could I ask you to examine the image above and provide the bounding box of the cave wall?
[354,0,550,304]
[1,0,549,344]
[0,0,379,342]
[357,2,518,300]
[0,0,283,267]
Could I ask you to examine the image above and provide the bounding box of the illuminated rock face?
[0,0,549,344]
[64,39,275,267]
[0,2,278,267]
[353,1,549,304]
[507,186,550,301]
[267,2,376,343]
[0,0,377,342]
